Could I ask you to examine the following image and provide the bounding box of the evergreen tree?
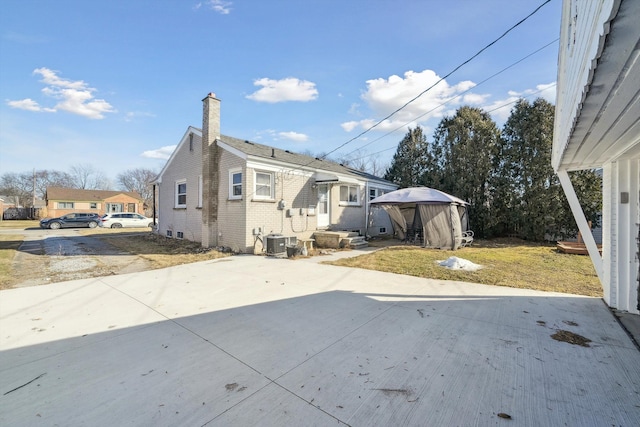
[426,106,500,237]
[497,98,601,240]
[384,126,429,188]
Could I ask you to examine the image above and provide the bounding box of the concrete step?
[340,236,368,249]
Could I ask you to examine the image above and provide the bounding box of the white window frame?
[175,179,187,208]
[229,168,242,200]
[58,201,74,209]
[339,184,360,206]
[197,175,203,208]
[253,170,275,200]
[369,187,386,201]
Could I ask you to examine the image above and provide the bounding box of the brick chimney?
[202,93,221,248]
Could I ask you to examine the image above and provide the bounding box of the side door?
[317,184,330,228]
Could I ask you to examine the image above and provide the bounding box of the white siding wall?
[602,159,639,314]
[553,0,618,168]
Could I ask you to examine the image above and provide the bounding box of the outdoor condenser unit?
[266,234,287,255]
[265,234,297,256]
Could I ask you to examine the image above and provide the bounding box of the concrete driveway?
[1,254,639,426]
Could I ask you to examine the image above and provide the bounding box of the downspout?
[557,170,604,283]
[152,184,156,226]
[365,181,370,237]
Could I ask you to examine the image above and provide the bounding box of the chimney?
[202,92,220,145]
[201,93,221,248]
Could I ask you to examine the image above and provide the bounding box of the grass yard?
[327,239,602,297]
[0,234,24,288]
[0,220,39,229]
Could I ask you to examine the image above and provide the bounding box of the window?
[90,202,97,209]
[229,169,242,199]
[166,230,173,237]
[197,175,203,208]
[127,203,136,213]
[254,171,274,199]
[175,180,187,208]
[58,202,74,209]
[369,188,387,201]
[339,185,359,205]
[176,231,184,239]
[107,203,123,213]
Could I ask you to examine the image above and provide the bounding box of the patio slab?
[1,255,639,426]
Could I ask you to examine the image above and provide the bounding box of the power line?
[318,0,553,161]
[347,82,558,163]
[341,38,559,158]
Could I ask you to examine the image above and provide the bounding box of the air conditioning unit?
[265,234,298,256]
[266,234,287,255]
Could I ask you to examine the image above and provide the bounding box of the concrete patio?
[1,253,639,426]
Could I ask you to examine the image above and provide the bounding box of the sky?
[0,0,562,183]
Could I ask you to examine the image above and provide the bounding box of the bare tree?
[69,164,111,190]
[0,172,32,206]
[116,168,157,214]
[34,170,74,198]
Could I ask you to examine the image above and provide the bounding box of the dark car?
[40,213,100,229]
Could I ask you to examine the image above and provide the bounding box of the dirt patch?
[551,330,592,347]
[11,234,152,288]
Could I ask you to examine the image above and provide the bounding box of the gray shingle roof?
[216,132,394,184]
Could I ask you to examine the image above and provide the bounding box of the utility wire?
[348,82,558,163]
[341,38,559,158]
[317,0,553,161]
[241,0,554,201]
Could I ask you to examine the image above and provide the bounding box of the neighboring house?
[553,0,639,314]
[153,93,397,253]
[45,187,144,218]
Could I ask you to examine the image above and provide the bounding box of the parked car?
[40,213,100,229]
[99,213,155,228]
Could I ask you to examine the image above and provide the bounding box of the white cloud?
[6,98,55,113]
[6,68,115,119]
[278,131,308,142]
[142,145,176,160]
[341,69,477,132]
[483,82,557,122]
[246,77,318,103]
[340,121,360,132]
[196,0,232,14]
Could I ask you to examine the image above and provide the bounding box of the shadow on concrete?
[2,281,639,426]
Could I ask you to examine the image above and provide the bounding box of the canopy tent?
[369,187,470,250]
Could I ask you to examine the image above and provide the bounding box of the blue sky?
[0,0,561,182]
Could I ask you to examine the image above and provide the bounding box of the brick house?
[153,93,397,253]
[45,187,144,218]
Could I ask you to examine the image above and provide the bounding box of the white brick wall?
[157,131,203,243]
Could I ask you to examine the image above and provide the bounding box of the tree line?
[0,164,157,214]
[383,98,602,241]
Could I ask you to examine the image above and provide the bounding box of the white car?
[100,213,155,228]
